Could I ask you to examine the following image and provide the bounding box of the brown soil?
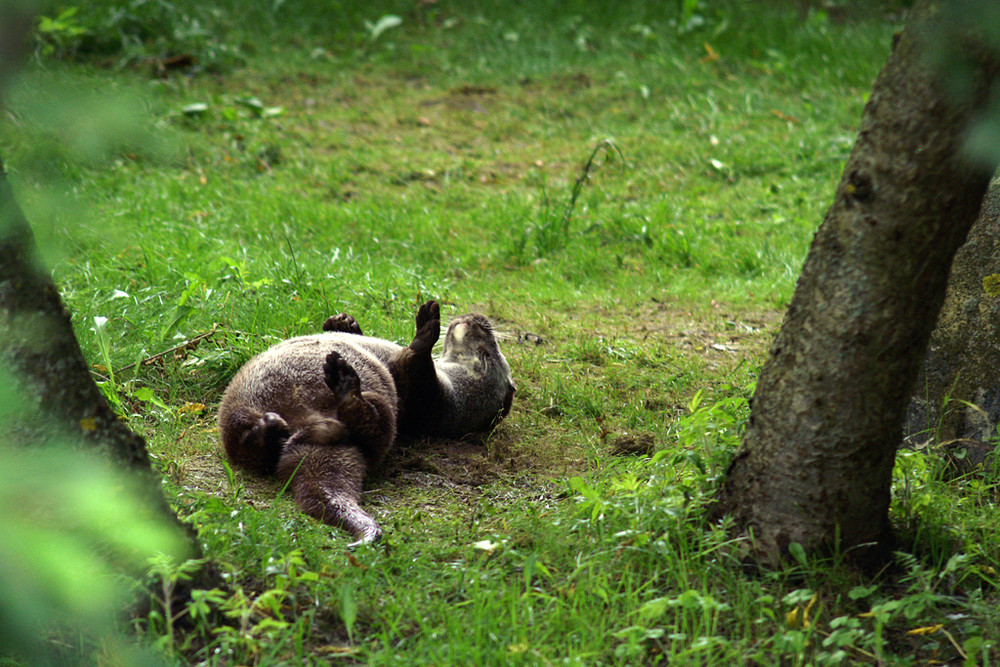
[169,423,529,512]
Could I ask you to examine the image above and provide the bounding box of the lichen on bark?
[906,175,1000,469]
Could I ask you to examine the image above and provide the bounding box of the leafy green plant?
[179,96,284,123]
[506,140,625,263]
[91,314,122,411]
[30,0,245,71]
[145,555,211,655]
[138,548,338,663]
[34,6,88,58]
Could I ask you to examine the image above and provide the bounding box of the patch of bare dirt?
[377,423,530,490]
[609,433,656,457]
[168,449,279,509]
[382,437,494,486]
[629,300,783,359]
[167,424,532,514]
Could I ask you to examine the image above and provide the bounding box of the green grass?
[6,1,1000,665]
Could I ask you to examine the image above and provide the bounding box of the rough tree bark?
[905,175,1000,467]
[712,1,1000,566]
[0,163,202,555]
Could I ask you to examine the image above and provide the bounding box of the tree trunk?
[905,174,1000,469]
[712,1,1000,566]
[0,163,201,553]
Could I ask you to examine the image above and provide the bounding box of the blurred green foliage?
[935,0,1000,168]
[24,0,912,74]
[0,371,188,665]
[1,13,188,655]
